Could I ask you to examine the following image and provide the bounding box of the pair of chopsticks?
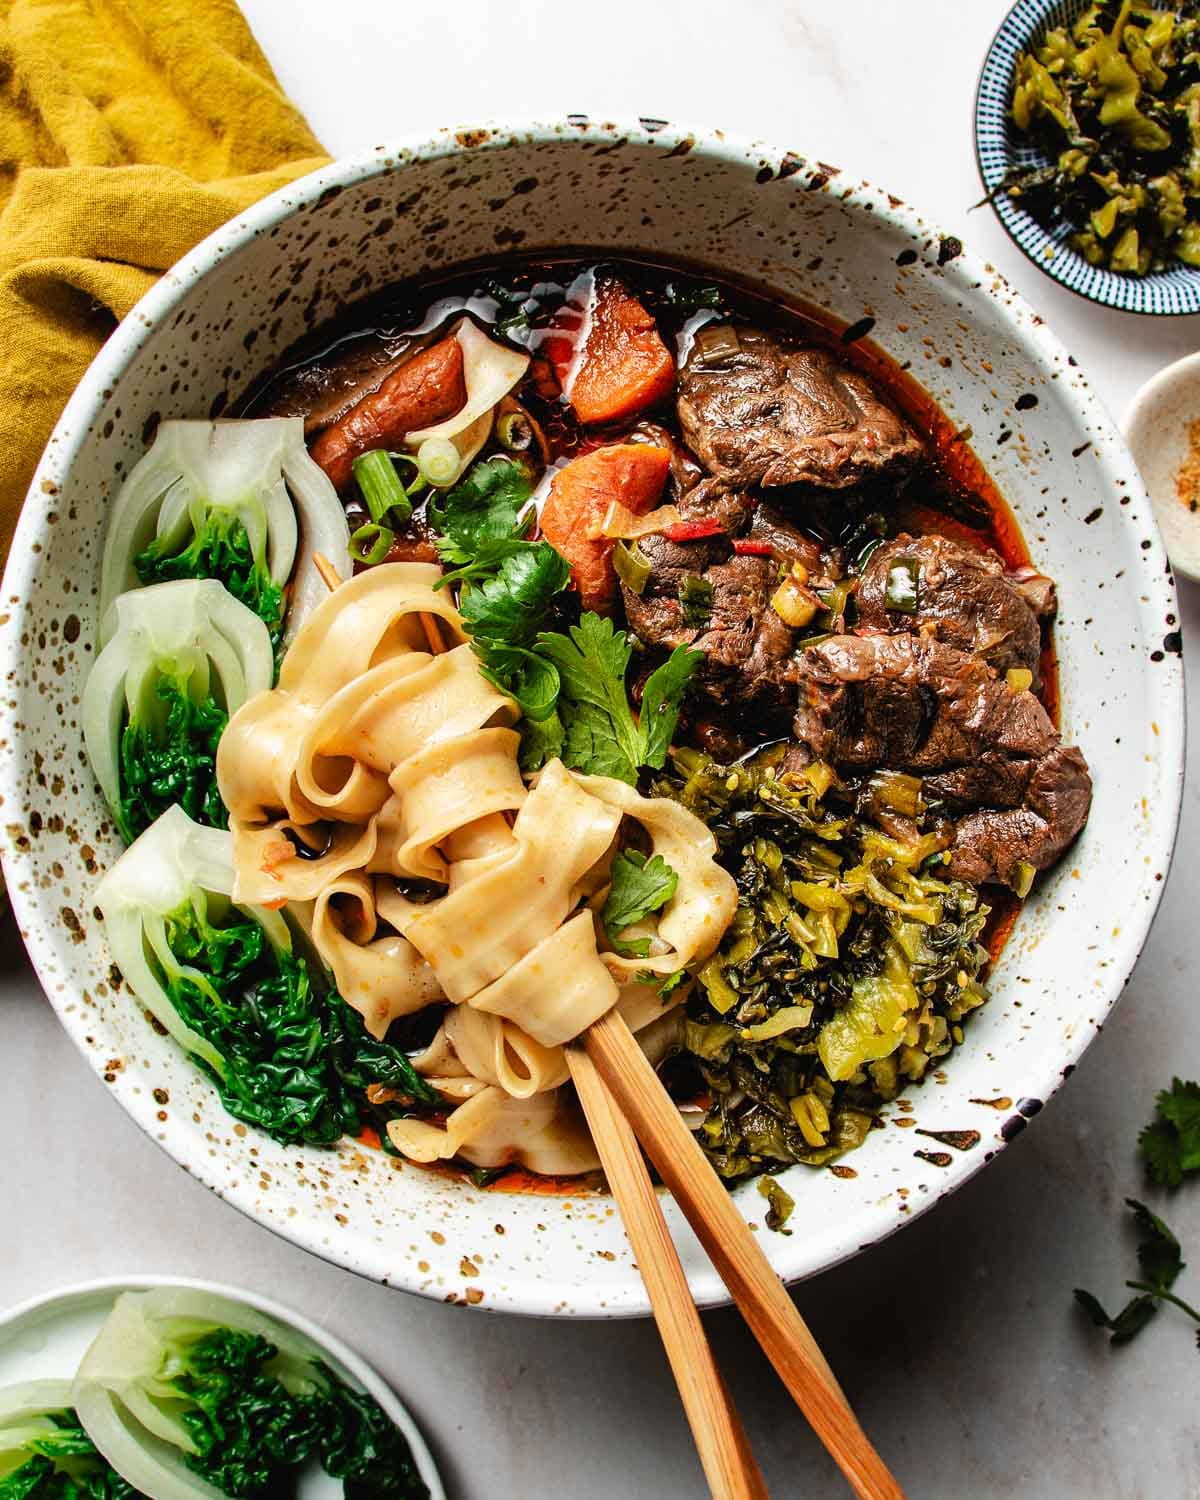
[311,555,903,1499]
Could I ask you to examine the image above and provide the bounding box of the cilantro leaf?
[1075,1198,1198,1349]
[477,643,560,721]
[1139,1077,1200,1188]
[428,454,535,567]
[461,544,571,646]
[519,710,565,772]
[536,615,645,782]
[1129,1197,1184,1291]
[535,616,700,784]
[639,644,704,768]
[602,850,679,956]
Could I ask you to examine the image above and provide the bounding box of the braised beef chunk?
[946,747,1092,887]
[1007,564,1058,621]
[624,540,796,710]
[677,326,925,491]
[856,533,1045,683]
[791,634,1091,885]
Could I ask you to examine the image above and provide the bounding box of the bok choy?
[96,806,433,1147]
[99,419,351,650]
[83,581,273,844]
[0,1381,137,1499]
[72,1288,429,1500]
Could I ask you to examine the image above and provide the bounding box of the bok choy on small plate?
[0,1278,441,1500]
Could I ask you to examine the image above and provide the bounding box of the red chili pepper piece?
[662,519,727,541]
[731,538,775,556]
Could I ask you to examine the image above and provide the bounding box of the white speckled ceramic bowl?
[0,120,1184,1317]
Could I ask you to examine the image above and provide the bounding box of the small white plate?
[1123,351,1200,583]
[0,1276,444,1500]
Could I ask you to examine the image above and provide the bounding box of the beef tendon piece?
[856,533,1048,684]
[792,633,1091,886]
[677,325,925,491]
[309,333,466,491]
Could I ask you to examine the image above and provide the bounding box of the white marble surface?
[3,1,1199,1495]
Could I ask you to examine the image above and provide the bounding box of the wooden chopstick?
[566,1044,769,1500]
[313,548,898,1496]
[584,1007,906,1500]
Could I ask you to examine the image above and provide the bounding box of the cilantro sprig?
[427,456,702,782]
[1075,1199,1200,1348]
[533,616,701,784]
[1139,1077,1200,1189]
[601,850,679,957]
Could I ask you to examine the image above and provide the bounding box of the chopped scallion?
[496,410,534,452]
[417,436,463,489]
[614,540,653,596]
[349,521,395,566]
[679,573,714,628]
[352,449,414,526]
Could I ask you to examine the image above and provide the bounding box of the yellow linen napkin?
[0,0,330,562]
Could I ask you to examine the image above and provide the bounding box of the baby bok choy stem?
[71,1288,429,1500]
[83,580,273,845]
[95,805,434,1148]
[99,418,352,650]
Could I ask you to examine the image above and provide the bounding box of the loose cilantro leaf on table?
[602,850,679,956]
[535,615,702,783]
[1139,1077,1200,1189]
[1074,1198,1200,1347]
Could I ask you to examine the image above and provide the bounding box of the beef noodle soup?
[87,257,1092,1188]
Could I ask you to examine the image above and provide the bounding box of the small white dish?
[0,1275,444,1500]
[1123,351,1200,583]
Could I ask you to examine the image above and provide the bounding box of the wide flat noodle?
[310,871,442,1039]
[390,760,622,1004]
[214,563,739,1177]
[573,773,738,979]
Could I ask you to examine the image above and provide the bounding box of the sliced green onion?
[416,436,462,489]
[496,410,534,452]
[884,558,920,613]
[614,540,653,596]
[349,522,395,566]
[352,449,414,526]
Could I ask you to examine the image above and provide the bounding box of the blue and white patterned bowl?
[976,0,1200,314]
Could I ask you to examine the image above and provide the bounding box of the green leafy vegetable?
[0,1405,138,1500]
[1000,2,1200,275]
[97,808,434,1150]
[656,745,990,1180]
[1139,1076,1200,1188]
[534,615,702,783]
[602,850,679,957]
[118,675,226,845]
[157,895,433,1147]
[1074,1198,1200,1347]
[428,454,537,574]
[460,545,572,650]
[678,573,713,628]
[137,509,284,652]
[84,579,273,847]
[757,1176,795,1234]
[72,1290,429,1500]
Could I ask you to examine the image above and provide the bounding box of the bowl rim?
[0,1273,444,1497]
[973,0,1200,315]
[0,116,1186,1317]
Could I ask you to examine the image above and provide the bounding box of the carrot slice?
[309,334,466,491]
[540,443,671,613]
[567,281,676,426]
